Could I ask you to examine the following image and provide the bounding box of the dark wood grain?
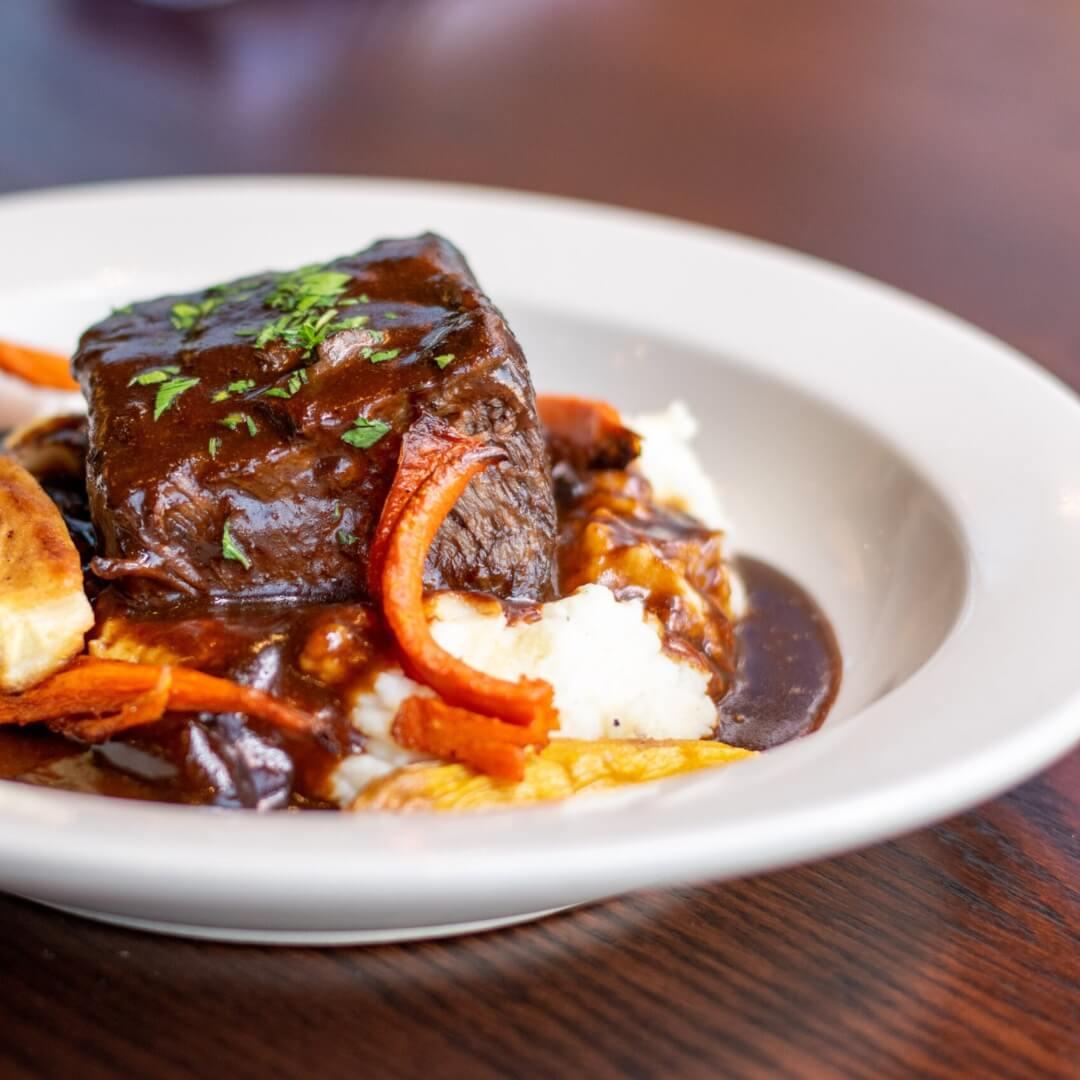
[1,1,1078,1077]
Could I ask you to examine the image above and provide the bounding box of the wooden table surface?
[1,2,1077,1076]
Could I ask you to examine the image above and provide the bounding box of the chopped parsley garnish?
[112,303,134,316]
[128,365,181,387]
[170,297,222,333]
[267,267,351,313]
[328,315,370,332]
[208,436,222,460]
[264,370,308,399]
[383,311,400,320]
[240,265,380,357]
[220,413,258,437]
[212,390,231,403]
[434,353,455,370]
[332,502,343,521]
[153,376,200,420]
[221,519,251,570]
[341,416,391,450]
[337,530,359,547]
[368,349,400,364]
[228,379,256,394]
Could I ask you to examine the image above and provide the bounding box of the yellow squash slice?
[351,738,755,812]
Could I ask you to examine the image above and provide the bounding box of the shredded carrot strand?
[394,696,556,782]
[380,437,557,728]
[52,667,173,742]
[0,340,79,392]
[0,657,318,741]
[366,416,476,601]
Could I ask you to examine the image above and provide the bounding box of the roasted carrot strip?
[366,415,476,600]
[53,667,173,742]
[381,442,557,728]
[0,340,79,392]
[0,657,317,741]
[394,696,556,782]
[536,394,641,470]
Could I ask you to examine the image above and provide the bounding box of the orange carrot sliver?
[0,340,79,392]
[0,658,317,741]
[393,696,554,782]
[380,440,556,728]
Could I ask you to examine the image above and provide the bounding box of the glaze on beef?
[73,235,557,608]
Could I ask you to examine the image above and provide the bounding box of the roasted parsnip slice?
[0,455,94,691]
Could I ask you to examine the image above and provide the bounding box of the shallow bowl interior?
[511,305,969,724]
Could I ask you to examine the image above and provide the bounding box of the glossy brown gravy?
[0,555,841,805]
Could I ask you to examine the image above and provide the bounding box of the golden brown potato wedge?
[0,455,94,691]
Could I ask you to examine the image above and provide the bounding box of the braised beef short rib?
[74,234,557,607]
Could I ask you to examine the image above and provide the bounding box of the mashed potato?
[332,586,716,805]
[331,401,741,805]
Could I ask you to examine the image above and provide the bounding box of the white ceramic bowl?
[1,178,1077,944]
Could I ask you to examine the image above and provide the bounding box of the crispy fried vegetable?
[0,455,95,691]
[393,695,558,782]
[352,738,755,811]
[0,340,79,391]
[0,657,319,741]
[379,427,557,729]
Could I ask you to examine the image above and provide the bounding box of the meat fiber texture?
[73,235,557,608]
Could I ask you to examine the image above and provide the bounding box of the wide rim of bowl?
[0,176,1077,905]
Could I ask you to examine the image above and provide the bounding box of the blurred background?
[1,0,1078,382]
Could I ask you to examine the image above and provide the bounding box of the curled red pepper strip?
[379,431,557,730]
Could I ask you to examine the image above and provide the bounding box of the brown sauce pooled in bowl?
[718,557,841,749]
[0,383,841,808]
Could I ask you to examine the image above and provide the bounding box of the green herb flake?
[219,413,246,431]
[170,297,222,333]
[208,436,222,460]
[332,502,343,521]
[341,416,391,450]
[434,353,455,370]
[128,365,181,387]
[337,530,359,547]
[369,349,400,364]
[153,376,200,420]
[327,314,370,332]
[212,390,231,403]
[263,387,290,399]
[383,312,400,320]
[221,519,252,571]
[112,303,135,316]
[228,379,256,394]
[244,415,259,437]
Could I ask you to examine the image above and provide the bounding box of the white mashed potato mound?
[629,400,747,618]
[331,401,742,805]
[332,587,716,805]
[627,400,729,532]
